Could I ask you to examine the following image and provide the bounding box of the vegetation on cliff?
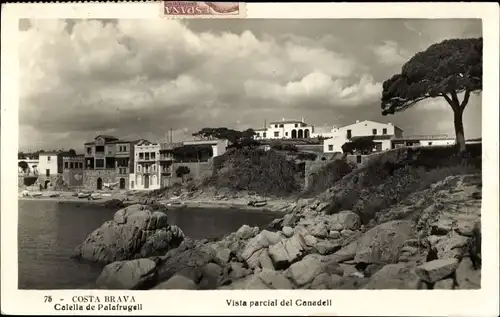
[204,148,302,197]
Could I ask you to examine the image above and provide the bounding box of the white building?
[130,140,161,190]
[18,158,39,175]
[323,120,403,153]
[254,118,315,140]
[38,152,59,177]
[391,135,456,148]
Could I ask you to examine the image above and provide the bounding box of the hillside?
[81,143,482,290]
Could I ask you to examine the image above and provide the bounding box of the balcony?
[137,157,156,163]
[159,155,174,161]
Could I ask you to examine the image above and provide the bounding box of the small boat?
[31,192,43,198]
[90,193,102,200]
[78,192,91,199]
[101,193,112,197]
[49,193,61,198]
[248,200,267,207]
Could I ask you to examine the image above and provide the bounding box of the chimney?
[356,120,360,123]
[388,122,392,126]
[282,118,285,122]
[301,117,304,123]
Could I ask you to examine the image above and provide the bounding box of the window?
[151,152,156,160]
[95,159,104,168]
[372,129,377,135]
[275,124,278,128]
[70,162,74,169]
[153,164,156,172]
[139,153,144,159]
[137,165,141,172]
[95,146,104,153]
[145,153,150,160]
[285,132,288,136]
[87,147,92,155]
[295,124,298,128]
[47,156,51,162]
[328,145,333,151]
[346,130,352,139]
[279,124,284,128]
[274,131,279,137]
[263,133,267,138]
[64,162,69,169]
[46,169,50,176]
[79,162,83,169]
[382,128,387,135]
[428,142,433,146]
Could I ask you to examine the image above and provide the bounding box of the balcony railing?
[159,155,174,161]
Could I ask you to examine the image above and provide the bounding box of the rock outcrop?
[73,204,185,263]
[87,172,481,290]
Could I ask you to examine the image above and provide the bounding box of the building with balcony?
[323,120,403,154]
[83,135,140,190]
[253,118,315,140]
[131,140,161,190]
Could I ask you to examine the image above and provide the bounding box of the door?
[144,175,149,189]
[119,178,126,189]
[97,177,103,190]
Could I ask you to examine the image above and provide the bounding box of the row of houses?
[19,135,229,191]
[252,118,457,153]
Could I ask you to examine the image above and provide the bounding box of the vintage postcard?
[1,1,499,316]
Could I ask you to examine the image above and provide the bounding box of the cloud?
[245,72,382,107]
[18,18,482,151]
[371,40,411,66]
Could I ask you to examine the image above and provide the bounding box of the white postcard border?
[1,2,499,316]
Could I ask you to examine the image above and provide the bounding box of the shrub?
[206,148,300,197]
[296,152,317,161]
[270,143,299,152]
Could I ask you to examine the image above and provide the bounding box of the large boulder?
[96,258,157,289]
[222,269,294,290]
[363,263,420,289]
[74,205,185,263]
[240,230,284,266]
[153,274,197,290]
[414,259,459,283]
[286,254,326,286]
[354,220,413,265]
[268,233,307,269]
[455,257,481,289]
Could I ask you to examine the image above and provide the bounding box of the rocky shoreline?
[72,173,482,290]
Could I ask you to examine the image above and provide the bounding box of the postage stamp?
[1,1,499,317]
[163,1,246,18]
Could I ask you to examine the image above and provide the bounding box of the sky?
[18,18,482,152]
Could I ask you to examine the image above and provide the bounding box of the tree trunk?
[453,109,466,153]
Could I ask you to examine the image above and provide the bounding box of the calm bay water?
[18,200,280,289]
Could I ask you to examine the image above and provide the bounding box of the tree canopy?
[342,136,376,154]
[175,166,191,182]
[381,37,482,152]
[192,127,259,148]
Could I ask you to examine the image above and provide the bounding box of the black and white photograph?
[2,2,499,316]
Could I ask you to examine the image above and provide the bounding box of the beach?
[17,189,292,212]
